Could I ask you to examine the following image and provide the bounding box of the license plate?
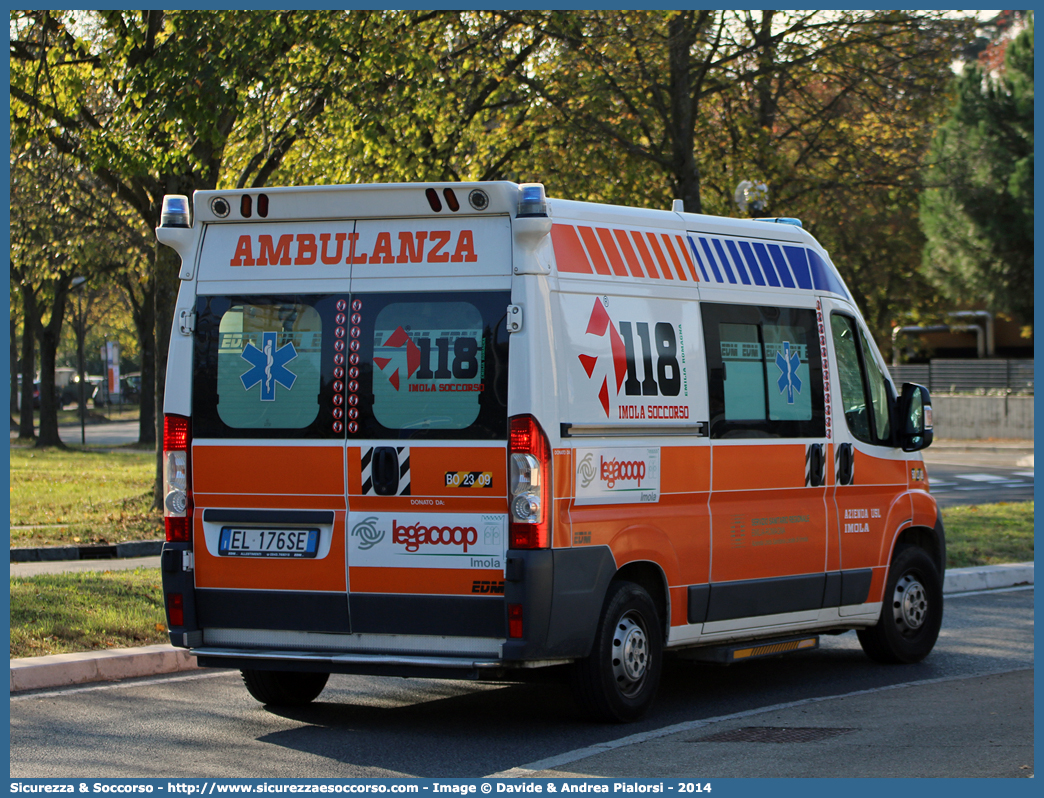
[218,527,319,558]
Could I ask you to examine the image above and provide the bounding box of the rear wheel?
[241,669,329,706]
[858,546,943,664]
[573,580,663,722]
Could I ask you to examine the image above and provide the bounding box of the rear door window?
[193,291,510,441]
[193,295,348,439]
[352,291,511,440]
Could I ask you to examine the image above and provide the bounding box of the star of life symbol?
[775,341,802,404]
[241,331,298,401]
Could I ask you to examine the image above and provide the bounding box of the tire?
[858,546,943,664]
[241,669,329,706]
[572,581,663,722]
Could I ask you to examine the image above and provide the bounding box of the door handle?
[807,443,825,487]
[371,447,401,496]
[837,443,854,486]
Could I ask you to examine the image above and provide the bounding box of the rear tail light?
[508,603,524,638]
[508,415,551,549]
[163,414,193,543]
[167,593,185,627]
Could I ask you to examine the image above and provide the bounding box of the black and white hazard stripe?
[360,446,411,496]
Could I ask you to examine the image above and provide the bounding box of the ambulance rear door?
[343,216,514,653]
[190,220,358,645]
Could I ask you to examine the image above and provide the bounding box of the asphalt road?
[925,462,1034,507]
[10,588,1033,778]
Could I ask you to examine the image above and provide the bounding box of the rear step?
[677,634,819,664]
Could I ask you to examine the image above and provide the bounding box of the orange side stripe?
[551,224,592,273]
[348,567,504,595]
[661,233,687,281]
[596,228,629,276]
[676,234,700,281]
[614,229,646,277]
[630,231,660,277]
[578,226,612,275]
[645,232,674,280]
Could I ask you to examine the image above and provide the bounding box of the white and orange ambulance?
[156,181,941,721]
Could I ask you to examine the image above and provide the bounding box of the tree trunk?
[35,295,68,448]
[138,298,157,447]
[18,286,38,440]
[667,12,702,214]
[120,269,158,446]
[153,242,181,507]
[10,315,19,420]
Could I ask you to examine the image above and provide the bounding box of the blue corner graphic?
[241,331,297,401]
[775,341,802,404]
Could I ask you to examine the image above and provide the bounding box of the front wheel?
[241,669,329,706]
[857,546,943,664]
[572,581,663,722]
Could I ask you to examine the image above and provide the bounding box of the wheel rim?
[612,611,649,696]
[892,572,929,635]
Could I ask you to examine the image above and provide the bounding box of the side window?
[831,314,872,443]
[830,313,892,446]
[860,327,893,442]
[702,303,825,438]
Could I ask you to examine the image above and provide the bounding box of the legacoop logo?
[393,519,479,553]
[600,456,647,489]
[351,516,384,550]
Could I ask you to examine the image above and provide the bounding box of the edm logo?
[600,456,647,489]
[392,519,479,553]
[578,298,681,417]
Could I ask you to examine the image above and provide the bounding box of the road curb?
[11,540,163,563]
[9,562,1032,694]
[943,561,1034,593]
[10,644,200,693]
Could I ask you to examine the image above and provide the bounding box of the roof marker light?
[755,217,803,228]
[257,194,269,218]
[160,195,190,228]
[425,188,443,212]
[240,195,252,218]
[443,188,460,212]
[517,183,547,218]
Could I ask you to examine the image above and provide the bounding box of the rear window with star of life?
[191,295,341,439]
[214,303,322,429]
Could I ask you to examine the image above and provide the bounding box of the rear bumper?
[191,647,568,680]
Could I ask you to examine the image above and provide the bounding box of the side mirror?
[897,383,933,452]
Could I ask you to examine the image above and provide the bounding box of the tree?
[11,10,383,498]
[499,11,967,217]
[10,141,123,446]
[920,13,1034,323]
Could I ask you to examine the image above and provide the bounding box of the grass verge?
[942,501,1034,568]
[10,567,168,658]
[10,447,162,548]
